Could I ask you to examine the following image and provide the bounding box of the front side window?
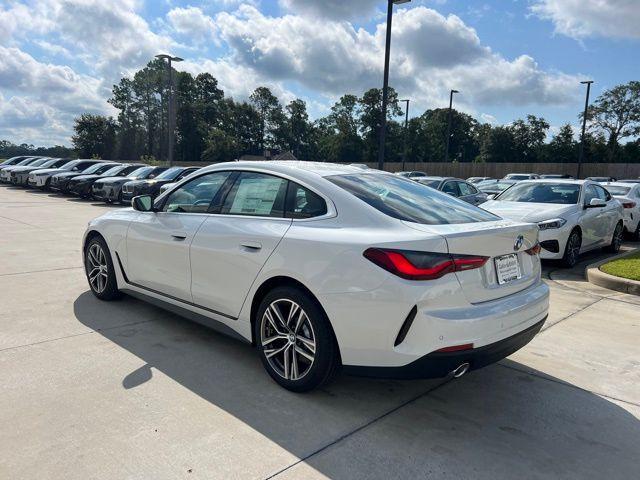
[163,172,231,213]
[583,185,599,205]
[594,185,611,201]
[222,172,288,218]
[497,182,580,204]
[441,181,459,196]
[327,173,498,225]
[285,182,327,219]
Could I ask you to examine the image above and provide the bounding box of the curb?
[585,248,640,296]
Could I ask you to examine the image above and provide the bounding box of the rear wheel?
[633,222,640,242]
[85,236,122,301]
[606,222,624,253]
[255,286,339,392]
[562,229,581,268]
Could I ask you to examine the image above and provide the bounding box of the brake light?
[525,243,542,255]
[363,248,488,280]
[622,201,636,209]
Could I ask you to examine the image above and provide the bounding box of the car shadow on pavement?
[73,291,640,479]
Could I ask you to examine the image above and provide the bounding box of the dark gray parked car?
[415,176,488,206]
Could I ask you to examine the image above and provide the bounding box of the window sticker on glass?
[230,178,283,215]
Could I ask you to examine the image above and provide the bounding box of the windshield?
[605,186,631,196]
[126,167,152,179]
[17,158,37,165]
[156,167,183,180]
[38,159,58,168]
[100,166,126,176]
[478,180,513,191]
[496,182,581,204]
[61,160,81,170]
[327,173,498,225]
[82,163,111,174]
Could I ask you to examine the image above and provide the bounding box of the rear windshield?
[505,174,531,180]
[327,173,498,225]
[416,179,441,188]
[497,182,580,204]
[605,186,631,196]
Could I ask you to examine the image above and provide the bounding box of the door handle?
[171,232,187,240]
[241,241,262,251]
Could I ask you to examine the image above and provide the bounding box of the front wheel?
[255,287,340,392]
[606,222,624,253]
[562,229,581,268]
[85,236,122,301]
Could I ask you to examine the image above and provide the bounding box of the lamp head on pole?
[451,89,460,94]
[580,80,594,85]
[392,0,411,4]
[155,54,184,63]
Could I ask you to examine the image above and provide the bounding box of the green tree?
[547,124,577,163]
[585,81,640,161]
[72,114,117,159]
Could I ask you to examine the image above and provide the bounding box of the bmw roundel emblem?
[514,235,524,251]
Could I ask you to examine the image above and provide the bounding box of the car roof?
[604,182,637,188]
[202,161,387,178]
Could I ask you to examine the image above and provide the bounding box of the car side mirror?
[487,194,496,200]
[585,198,606,209]
[132,195,153,212]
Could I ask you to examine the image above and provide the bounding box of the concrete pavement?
[1,185,638,479]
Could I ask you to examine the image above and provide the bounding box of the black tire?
[562,229,582,268]
[84,235,122,301]
[606,222,624,253]
[633,222,640,242]
[254,286,340,392]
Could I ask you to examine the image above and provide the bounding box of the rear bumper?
[344,316,546,379]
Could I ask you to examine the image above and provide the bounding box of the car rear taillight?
[622,201,636,209]
[363,248,488,281]
[436,343,474,353]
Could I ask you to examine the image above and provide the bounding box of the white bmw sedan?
[482,180,624,267]
[83,162,549,392]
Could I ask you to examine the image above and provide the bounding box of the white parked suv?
[603,182,640,240]
[482,180,624,267]
[83,162,549,391]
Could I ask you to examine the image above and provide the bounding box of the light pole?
[444,89,459,162]
[156,54,184,166]
[577,80,593,179]
[400,99,410,171]
[377,0,411,171]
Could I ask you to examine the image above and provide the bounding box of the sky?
[0,0,638,146]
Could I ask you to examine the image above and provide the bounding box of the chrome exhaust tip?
[451,362,470,378]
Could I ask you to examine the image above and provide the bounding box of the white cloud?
[531,0,640,39]
[167,6,217,42]
[214,5,581,113]
[279,0,381,20]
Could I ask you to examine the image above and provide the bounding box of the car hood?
[31,168,64,175]
[11,166,41,173]
[53,171,83,179]
[71,174,101,182]
[94,176,130,185]
[480,201,577,222]
[125,179,168,188]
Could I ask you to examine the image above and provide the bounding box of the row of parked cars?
[396,170,640,267]
[0,156,200,203]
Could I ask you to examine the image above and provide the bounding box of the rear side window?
[285,182,327,219]
[222,172,288,218]
[327,173,498,225]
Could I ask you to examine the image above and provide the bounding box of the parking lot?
[1,184,639,479]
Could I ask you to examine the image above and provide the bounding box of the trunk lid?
[403,219,540,303]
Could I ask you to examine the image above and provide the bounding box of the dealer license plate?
[495,254,522,285]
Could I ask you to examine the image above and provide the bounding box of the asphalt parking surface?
[1,185,639,480]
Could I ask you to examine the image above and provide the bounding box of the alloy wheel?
[612,223,623,251]
[260,299,316,381]
[566,233,581,266]
[87,243,109,294]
